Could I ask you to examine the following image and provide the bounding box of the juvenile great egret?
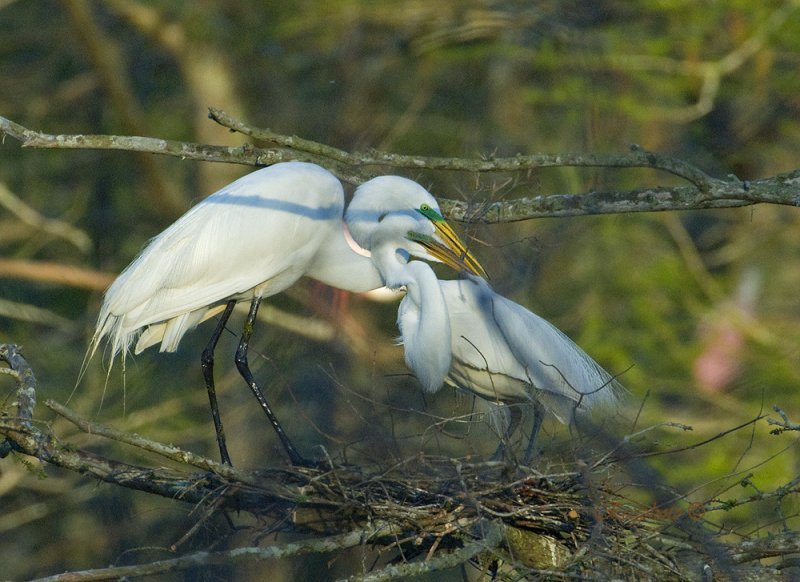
[90,162,482,465]
[431,273,621,459]
[346,194,622,459]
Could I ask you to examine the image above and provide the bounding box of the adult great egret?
[89,161,483,465]
[346,193,622,460]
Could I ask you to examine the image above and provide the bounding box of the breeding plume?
[90,162,482,465]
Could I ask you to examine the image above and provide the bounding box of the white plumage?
[405,271,622,424]
[90,161,382,363]
[347,185,621,432]
[88,161,483,465]
[346,185,621,453]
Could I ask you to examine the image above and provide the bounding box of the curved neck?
[371,245,409,289]
[306,225,384,293]
[400,260,452,393]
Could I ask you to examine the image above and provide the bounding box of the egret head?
[346,176,485,277]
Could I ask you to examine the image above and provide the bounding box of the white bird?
[346,194,622,460]
[89,161,483,465]
[436,274,622,458]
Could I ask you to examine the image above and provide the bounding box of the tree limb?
[3,114,798,222]
[344,520,504,582]
[32,525,394,582]
[207,108,718,189]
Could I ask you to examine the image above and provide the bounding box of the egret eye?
[417,203,442,222]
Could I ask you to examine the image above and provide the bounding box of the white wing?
[93,162,345,359]
[443,276,621,423]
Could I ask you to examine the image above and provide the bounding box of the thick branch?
[0,414,221,500]
[33,526,390,582]
[46,399,253,482]
[347,520,504,582]
[0,344,36,422]
[440,182,754,223]
[3,115,798,222]
[0,115,282,166]
[730,529,800,564]
[28,520,501,582]
[208,108,717,189]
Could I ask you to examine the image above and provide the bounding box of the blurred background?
[2,0,800,579]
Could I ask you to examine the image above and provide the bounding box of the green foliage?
[2,0,800,579]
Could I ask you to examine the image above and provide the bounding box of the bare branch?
[730,529,800,564]
[345,521,504,582]
[5,344,800,578]
[3,114,799,222]
[767,405,800,434]
[0,343,37,457]
[0,114,280,166]
[440,181,759,223]
[0,344,36,422]
[208,108,717,189]
[45,399,253,483]
[31,526,390,582]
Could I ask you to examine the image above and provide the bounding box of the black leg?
[522,401,546,465]
[490,404,522,462]
[201,300,237,466]
[234,296,309,466]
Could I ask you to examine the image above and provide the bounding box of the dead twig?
[4,343,800,579]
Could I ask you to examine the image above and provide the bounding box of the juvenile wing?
[443,278,534,403]
[488,283,622,418]
[443,276,621,422]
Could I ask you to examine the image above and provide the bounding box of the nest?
[2,343,794,580]
[221,451,711,578]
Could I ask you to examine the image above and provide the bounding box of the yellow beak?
[407,207,486,278]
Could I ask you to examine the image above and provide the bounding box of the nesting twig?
[3,343,800,580]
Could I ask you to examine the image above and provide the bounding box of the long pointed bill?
[408,233,486,277]
[409,206,487,277]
